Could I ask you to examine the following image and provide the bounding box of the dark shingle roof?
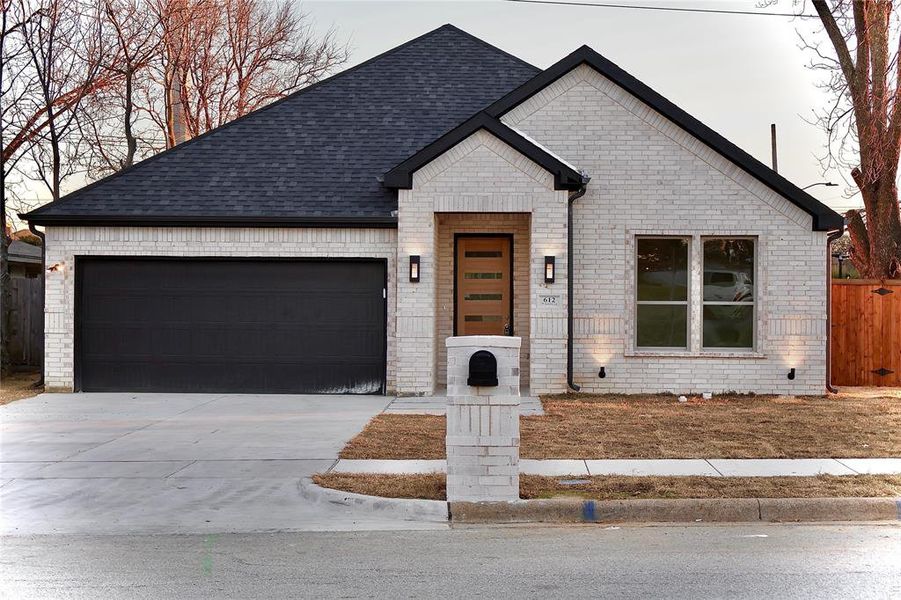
[24,25,539,226]
[9,240,41,263]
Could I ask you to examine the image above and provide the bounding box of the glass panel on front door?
[456,236,512,336]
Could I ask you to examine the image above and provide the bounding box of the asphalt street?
[2,523,899,599]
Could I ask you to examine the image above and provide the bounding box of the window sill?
[624,350,766,359]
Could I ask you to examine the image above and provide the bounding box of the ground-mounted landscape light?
[544,256,555,283]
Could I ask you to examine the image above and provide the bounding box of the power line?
[502,0,821,18]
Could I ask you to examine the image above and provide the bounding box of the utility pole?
[770,123,778,173]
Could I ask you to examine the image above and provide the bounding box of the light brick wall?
[41,226,397,392]
[395,130,568,395]
[435,213,531,389]
[502,64,829,395]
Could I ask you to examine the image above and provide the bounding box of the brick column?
[445,335,521,502]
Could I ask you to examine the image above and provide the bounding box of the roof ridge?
[25,24,509,219]
[437,24,540,74]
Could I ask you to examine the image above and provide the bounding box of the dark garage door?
[76,258,386,394]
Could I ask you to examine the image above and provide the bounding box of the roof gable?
[486,46,843,232]
[383,112,586,191]
[24,25,539,226]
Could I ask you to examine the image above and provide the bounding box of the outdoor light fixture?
[409,255,420,283]
[598,366,606,379]
[787,368,796,380]
[544,256,555,283]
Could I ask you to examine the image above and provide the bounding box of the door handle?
[504,321,511,336]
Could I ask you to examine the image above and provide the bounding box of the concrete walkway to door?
[0,393,446,535]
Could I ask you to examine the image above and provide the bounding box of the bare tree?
[801,0,901,278]
[1,0,44,376]
[148,0,347,143]
[78,0,163,175]
[18,0,111,200]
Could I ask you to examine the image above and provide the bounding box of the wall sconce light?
[409,255,420,283]
[787,368,796,380]
[544,256,555,284]
[598,366,606,379]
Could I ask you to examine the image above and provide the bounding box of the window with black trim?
[635,237,689,348]
[702,238,755,349]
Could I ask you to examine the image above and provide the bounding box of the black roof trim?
[383,112,586,191]
[485,46,843,231]
[21,214,398,228]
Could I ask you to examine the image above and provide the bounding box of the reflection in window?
[636,238,689,348]
[703,238,755,348]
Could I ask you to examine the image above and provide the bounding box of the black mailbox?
[467,350,498,387]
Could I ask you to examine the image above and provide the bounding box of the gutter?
[20,214,399,228]
[825,225,844,394]
[27,223,46,388]
[567,175,590,392]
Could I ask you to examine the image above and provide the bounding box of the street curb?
[758,497,901,522]
[300,478,449,522]
[449,497,901,524]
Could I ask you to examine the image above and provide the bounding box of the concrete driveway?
[0,393,446,535]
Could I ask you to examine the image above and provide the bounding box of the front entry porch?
[436,213,531,389]
[391,126,573,396]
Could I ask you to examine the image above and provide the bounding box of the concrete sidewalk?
[331,457,901,477]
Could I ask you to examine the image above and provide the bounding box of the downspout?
[28,223,46,388]
[825,225,844,394]
[567,174,590,392]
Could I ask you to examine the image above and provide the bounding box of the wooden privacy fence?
[831,280,901,387]
[8,276,42,368]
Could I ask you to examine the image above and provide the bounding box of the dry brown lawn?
[339,393,901,459]
[313,473,901,501]
[0,371,42,406]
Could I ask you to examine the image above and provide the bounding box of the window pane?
[637,238,688,301]
[464,315,502,322]
[636,305,687,348]
[703,305,754,348]
[703,239,754,302]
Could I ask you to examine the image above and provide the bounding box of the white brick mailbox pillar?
[445,335,521,502]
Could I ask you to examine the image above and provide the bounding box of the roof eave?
[21,214,399,228]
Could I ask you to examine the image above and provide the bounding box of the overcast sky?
[303,0,861,213]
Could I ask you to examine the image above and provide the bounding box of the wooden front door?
[455,235,513,336]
